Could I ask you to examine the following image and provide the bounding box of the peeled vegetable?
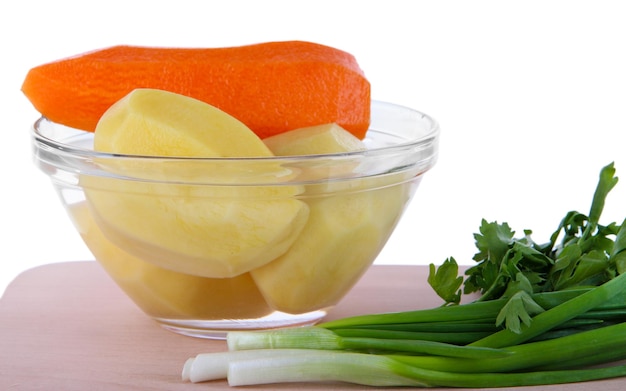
[263,123,366,156]
[83,89,309,278]
[21,41,371,139]
[93,88,277,158]
[252,124,412,313]
[70,203,272,320]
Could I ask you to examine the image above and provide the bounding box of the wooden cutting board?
[0,261,623,390]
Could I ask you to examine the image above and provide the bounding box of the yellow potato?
[69,202,272,320]
[84,89,309,278]
[263,123,366,156]
[252,124,412,313]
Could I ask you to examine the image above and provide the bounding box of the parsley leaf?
[428,258,463,305]
[496,278,545,334]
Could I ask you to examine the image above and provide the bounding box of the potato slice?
[263,123,366,156]
[70,202,272,320]
[252,124,411,313]
[84,89,309,278]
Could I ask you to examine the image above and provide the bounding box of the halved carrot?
[21,41,371,139]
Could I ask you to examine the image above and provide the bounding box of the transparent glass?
[31,101,439,338]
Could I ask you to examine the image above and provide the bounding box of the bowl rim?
[31,100,440,163]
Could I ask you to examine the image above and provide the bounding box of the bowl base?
[153,309,328,339]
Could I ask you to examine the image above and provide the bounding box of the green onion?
[228,327,508,359]
[183,320,626,386]
[470,270,626,348]
[332,328,492,345]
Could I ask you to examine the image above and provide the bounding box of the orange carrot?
[21,41,371,139]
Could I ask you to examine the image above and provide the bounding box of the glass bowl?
[31,100,439,338]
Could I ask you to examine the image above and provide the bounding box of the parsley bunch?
[429,162,626,332]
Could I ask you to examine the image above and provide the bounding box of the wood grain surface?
[0,261,623,390]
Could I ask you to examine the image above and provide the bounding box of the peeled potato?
[70,202,272,320]
[263,123,366,156]
[83,89,309,278]
[252,123,412,313]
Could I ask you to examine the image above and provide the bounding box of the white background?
[1,0,625,296]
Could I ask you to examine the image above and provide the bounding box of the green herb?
[182,163,626,388]
[182,316,626,387]
[429,162,622,333]
[427,258,463,305]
